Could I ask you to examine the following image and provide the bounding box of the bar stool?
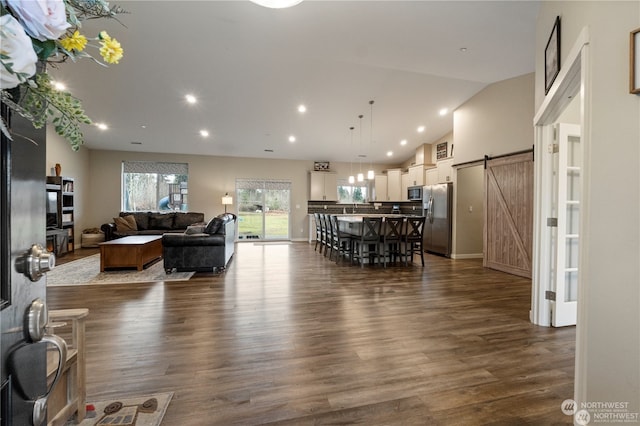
[352,217,382,267]
[313,212,322,252]
[379,216,404,267]
[330,215,353,263]
[403,216,426,266]
[318,213,328,255]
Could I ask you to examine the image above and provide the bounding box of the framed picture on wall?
[436,142,448,160]
[314,161,330,171]
[631,27,640,94]
[545,16,561,95]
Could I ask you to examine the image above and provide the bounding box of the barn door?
[484,151,534,278]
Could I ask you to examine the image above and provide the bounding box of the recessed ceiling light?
[52,81,66,91]
[400,139,407,146]
[387,151,393,157]
[460,47,468,52]
[96,123,108,130]
[140,125,147,129]
[185,94,197,104]
[250,0,303,9]
[200,130,209,137]
[288,135,296,142]
[297,105,306,113]
[439,108,448,116]
[417,125,425,133]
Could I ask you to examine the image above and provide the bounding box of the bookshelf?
[46,176,75,252]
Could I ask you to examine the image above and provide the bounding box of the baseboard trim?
[450,253,484,260]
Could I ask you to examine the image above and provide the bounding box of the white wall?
[46,130,91,245]
[453,73,535,165]
[536,1,639,418]
[453,164,484,258]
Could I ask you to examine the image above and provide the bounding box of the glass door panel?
[236,180,291,240]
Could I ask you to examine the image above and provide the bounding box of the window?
[122,161,188,211]
[337,179,368,204]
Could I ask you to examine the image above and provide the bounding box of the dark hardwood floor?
[47,243,575,425]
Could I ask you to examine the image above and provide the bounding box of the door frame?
[532,27,590,327]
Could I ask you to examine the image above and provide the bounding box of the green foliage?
[19,74,92,151]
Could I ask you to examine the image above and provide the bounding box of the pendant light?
[357,115,364,182]
[348,126,355,184]
[367,100,375,180]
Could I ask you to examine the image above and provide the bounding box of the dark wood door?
[483,152,534,278]
[1,104,48,425]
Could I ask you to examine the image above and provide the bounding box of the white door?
[549,123,581,326]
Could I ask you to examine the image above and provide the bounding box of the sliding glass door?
[236,179,291,240]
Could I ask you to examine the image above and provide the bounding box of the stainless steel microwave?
[407,185,423,201]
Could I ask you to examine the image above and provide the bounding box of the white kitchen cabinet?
[401,172,410,201]
[309,172,337,201]
[425,167,438,185]
[374,175,388,201]
[408,165,425,187]
[437,158,454,183]
[386,169,402,201]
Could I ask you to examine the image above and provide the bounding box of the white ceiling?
[50,1,540,165]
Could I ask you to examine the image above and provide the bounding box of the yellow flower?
[59,30,88,52]
[99,36,123,64]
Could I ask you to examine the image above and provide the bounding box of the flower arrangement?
[0,0,126,151]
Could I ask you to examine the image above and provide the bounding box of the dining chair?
[313,213,322,252]
[403,216,426,266]
[330,215,353,263]
[352,217,382,267]
[379,216,404,268]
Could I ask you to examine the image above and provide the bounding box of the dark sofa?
[162,213,236,273]
[101,211,205,241]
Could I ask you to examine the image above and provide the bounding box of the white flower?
[6,0,71,42]
[0,14,38,89]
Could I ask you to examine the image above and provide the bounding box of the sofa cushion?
[149,213,175,230]
[113,215,137,233]
[121,212,150,230]
[174,212,205,229]
[204,217,224,234]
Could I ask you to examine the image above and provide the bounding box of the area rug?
[47,255,194,287]
[66,392,173,426]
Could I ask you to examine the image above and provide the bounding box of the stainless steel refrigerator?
[422,183,453,257]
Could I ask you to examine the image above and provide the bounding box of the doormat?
[66,392,173,426]
[47,255,194,287]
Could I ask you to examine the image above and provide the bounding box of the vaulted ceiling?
[51,1,539,164]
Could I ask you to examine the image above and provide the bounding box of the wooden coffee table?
[99,235,163,272]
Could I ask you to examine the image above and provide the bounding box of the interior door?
[549,123,581,327]
[484,151,534,278]
[1,105,61,425]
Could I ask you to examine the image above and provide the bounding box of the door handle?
[16,243,56,282]
[32,334,67,426]
[25,299,68,425]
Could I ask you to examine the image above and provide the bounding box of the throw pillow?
[149,213,175,230]
[120,212,149,230]
[204,217,223,234]
[185,225,206,235]
[113,215,137,233]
